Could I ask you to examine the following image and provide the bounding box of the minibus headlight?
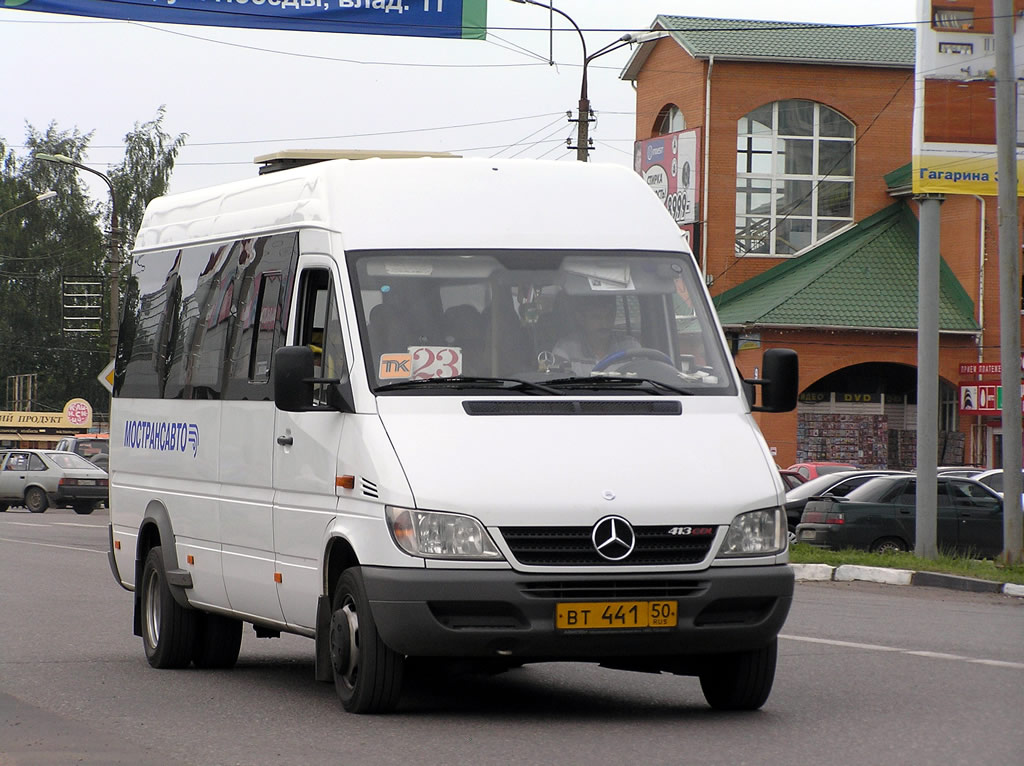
[386,506,503,560]
[717,508,787,557]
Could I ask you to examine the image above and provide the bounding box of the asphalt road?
[1,506,1022,766]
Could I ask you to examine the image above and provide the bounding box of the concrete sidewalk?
[792,563,1024,597]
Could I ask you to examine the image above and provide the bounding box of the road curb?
[792,563,1022,596]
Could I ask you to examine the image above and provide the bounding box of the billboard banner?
[912,0,1024,195]
[633,128,701,246]
[0,398,93,434]
[1,0,487,40]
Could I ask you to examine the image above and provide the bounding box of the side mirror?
[746,348,798,413]
[274,346,315,412]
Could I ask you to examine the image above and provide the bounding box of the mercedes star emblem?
[591,515,636,561]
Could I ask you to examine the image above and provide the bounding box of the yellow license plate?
[555,601,678,630]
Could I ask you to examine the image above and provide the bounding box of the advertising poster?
[0,0,488,39]
[912,0,1024,195]
[634,128,702,247]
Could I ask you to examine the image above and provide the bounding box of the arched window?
[735,100,854,257]
[654,105,685,135]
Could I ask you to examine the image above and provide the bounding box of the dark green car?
[795,475,1005,557]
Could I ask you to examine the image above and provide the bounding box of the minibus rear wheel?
[140,545,197,669]
[330,568,404,713]
[698,640,777,710]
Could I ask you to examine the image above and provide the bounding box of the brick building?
[621,15,1022,469]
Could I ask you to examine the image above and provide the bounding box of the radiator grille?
[500,525,715,566]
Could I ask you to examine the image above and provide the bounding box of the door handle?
[277,435,293,447]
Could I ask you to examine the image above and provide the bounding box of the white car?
[0,449,109,514]
[972,469,1024,502]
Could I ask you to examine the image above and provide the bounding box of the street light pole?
[510,0,669,161]
[0,189,56,220]
[35,153,121,363]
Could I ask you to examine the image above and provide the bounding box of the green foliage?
[0,109,186,419]
[790,542,1024,585]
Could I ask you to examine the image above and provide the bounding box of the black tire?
[0,503,8,513]
[329,568,404,713]
[24,487,48,514]
[192,613,243,669]
[72,502,96,515]
[871,537,908,555]
[140,546,197,669]
[699,640,777,711]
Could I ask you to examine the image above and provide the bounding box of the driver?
[551,294,640,376]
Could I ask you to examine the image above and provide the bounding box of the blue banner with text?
[2,0,487,39]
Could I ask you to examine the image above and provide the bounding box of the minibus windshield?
[348,249,736,396]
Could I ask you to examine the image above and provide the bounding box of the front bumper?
[362,564,794,660]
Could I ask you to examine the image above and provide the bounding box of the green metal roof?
[623,16,915,75]
[884,163,913,196]
[713,202,979,334]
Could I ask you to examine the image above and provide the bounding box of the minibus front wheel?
[698,639,777,710]
[329,568,404,713]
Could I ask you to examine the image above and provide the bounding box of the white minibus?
[108,154,798,713]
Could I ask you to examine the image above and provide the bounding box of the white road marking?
[781,634,1024,670]
[0,536,105,554]
[52,522,102,528]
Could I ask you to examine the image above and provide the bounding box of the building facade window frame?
[655,104,685,135]
[735,99,856,258]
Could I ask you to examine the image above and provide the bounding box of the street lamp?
[0,189,57,220]
[35,153,121,363]
[510,0,671,161]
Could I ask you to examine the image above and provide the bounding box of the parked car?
[0,449,109,514]
[795,474,1004,557]
[786,461,860,480]
[935,466,983,478]
[54,433,110,471]
[783,469,911,542]
[971,468,1024,497]
[778,469,807,491]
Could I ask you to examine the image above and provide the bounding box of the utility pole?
[36,154,121,364]
[915,193,942,559]
[510,0,668,161]
[994,0,1023,564]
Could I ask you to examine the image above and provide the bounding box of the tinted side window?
[224,234,298,400]
[117,233,298,401]
[115,249,184,398]
[950,480,1000,508]
[828,476,870,497]
[295,267,349,407]
[875,479,913,504]
[28,454,46,471]
[982,473,1003,492]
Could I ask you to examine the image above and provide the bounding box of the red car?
[778,469,807,491]
[786,461,860,480]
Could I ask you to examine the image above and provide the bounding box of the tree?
[0,109,187,420]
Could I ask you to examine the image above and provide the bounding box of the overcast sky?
[1,0,918,199]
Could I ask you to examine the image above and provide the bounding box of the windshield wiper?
[543,376,694,396]
[376,376,565,396]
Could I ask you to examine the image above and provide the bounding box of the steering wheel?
[592,347,674,372]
